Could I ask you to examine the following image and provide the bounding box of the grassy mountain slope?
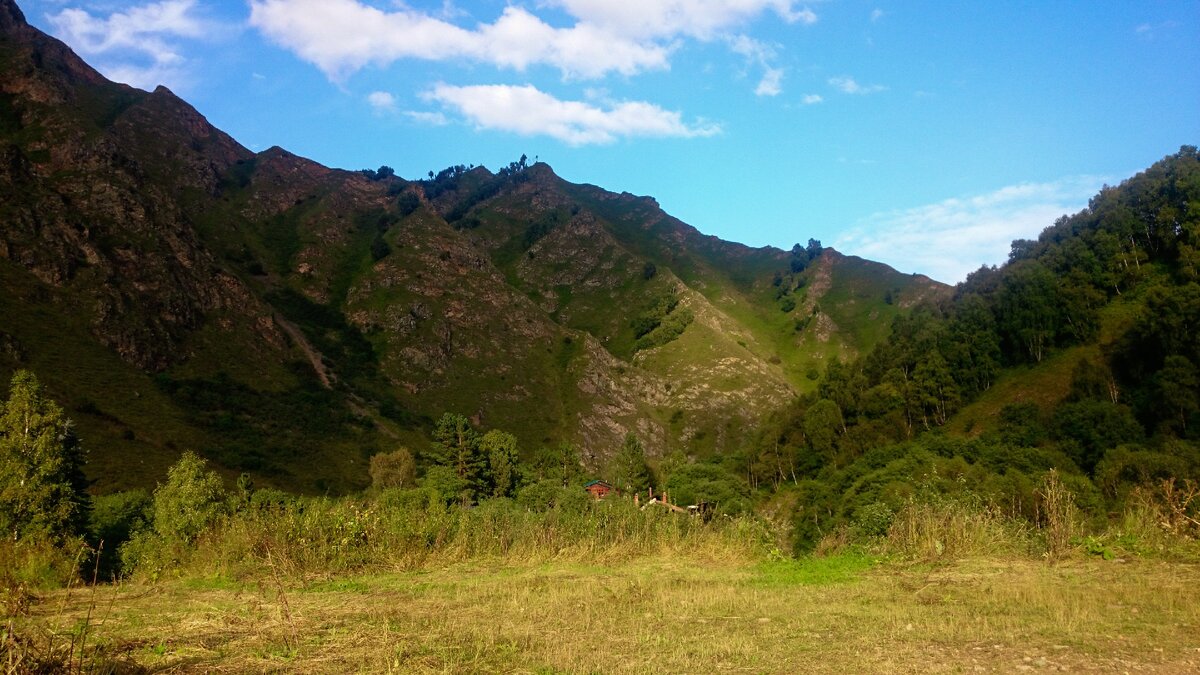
[0,0,944,493]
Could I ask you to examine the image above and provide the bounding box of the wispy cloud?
[403,110,449,126]
[870,8,885,22]
[728,35,786,96]
[46,0,210,91]
[366,90,396,112]
[833,176,1108,283]
[801,93,823,105]
[1135,20,1178,40]
[755,67,784,96]
[791,7,818,26]
[828,76,886,95]
[423,83,720,146]
[368,91,449,125]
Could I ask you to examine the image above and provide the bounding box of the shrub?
[151,452,228,543]
[516,480,589,512]
[852,501,895,538]
[249,488,294,511]
[370,447,416,491]
[88,490,151,580]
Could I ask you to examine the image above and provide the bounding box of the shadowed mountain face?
[0,0,947,493]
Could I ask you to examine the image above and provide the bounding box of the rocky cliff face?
[0,0,948,492]
[0,2,270,371]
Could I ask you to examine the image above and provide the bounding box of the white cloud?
[833,176,1108,283]
[249,0,815,82]
[366,90,396,111]
[828,76,886,95]
[728,35,786,96]
[801,93,823,104]
[423,83,720,146]
[248,0,668,80]
[794,7,818,25]
[870,8,885,22]
[549,0,816,39]
[756,67,784,96]
[368,92,449,125]
[46,0,208,90]
[1134,20,1178,40]
[403,110,449,126]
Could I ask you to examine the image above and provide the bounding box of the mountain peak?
[1,0,27,32]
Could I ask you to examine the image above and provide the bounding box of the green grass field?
[8,553,1199,673]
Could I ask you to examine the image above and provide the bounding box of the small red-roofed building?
[584,479,614,499]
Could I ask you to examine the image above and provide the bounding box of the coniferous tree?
[429,413,484,502]
[530,442,581,487]
[608,433,652,495]
[479,430,520,498]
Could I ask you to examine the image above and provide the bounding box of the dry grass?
[7,554,1200,673]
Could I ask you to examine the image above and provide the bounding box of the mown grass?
[7,553,1199,673]
[6,474,1200,672]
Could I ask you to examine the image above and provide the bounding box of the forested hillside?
[749,147,1200,549]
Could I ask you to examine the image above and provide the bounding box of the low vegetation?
[3,367,1199,671]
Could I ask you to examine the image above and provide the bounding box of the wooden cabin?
[584,480,614,500]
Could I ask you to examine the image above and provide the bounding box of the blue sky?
[21,0,1200,283]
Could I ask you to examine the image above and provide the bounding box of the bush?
[421,465,468,505]
[664,463,750,515]
[396,192,421,216]
[852,501,895,538]
[116,489,769,580]
[152,452,228,543]
[370,447,416,491]
[0,538,87,590]
[516,480,589,512]
[88,490,151,580]
[249,488,294,511]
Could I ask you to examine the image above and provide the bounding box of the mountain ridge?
[0,0,947,493]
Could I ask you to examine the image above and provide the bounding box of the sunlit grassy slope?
[946,290,1146,437]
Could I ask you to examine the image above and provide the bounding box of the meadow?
[5,481,1199,674]
[8,553,1200,673]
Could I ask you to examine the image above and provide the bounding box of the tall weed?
[1037,470,1080,559]
[120,493,773,581]
[884,493,1033,560]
